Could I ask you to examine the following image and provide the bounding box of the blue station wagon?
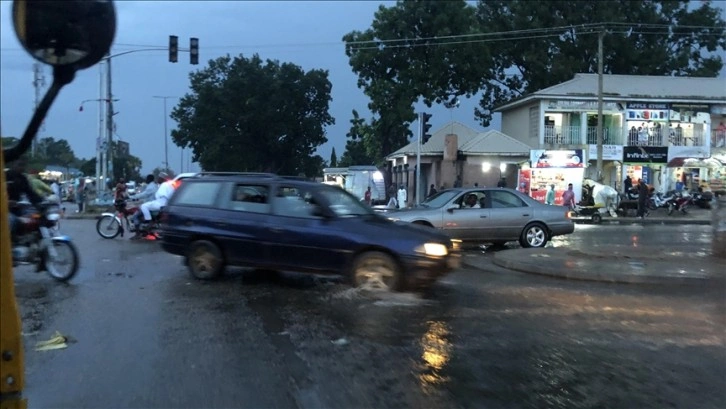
[159,174,461,291]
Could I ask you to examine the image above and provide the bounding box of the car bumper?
[160,231,187,256]
[550,222,575,236]
[400,251,461,289]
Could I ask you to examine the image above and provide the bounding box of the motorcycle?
[649,191,674,210]
[12,201,80,282]
[96,199,161,239]
[666,191,693,215]
[691,190,713,209]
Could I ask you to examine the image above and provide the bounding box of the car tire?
[351,251,402,292]
[591,214,602,224]
[519,222,548,248]
[187,240,224,280]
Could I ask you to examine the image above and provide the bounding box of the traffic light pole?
[416,112,422,206]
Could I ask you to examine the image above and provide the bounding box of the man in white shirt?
[129,174,159,230]
[397,185,407,209]
[133,173,173,236]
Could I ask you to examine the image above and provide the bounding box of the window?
[273,185,318,218]
[490,190,525,208]
[455,191,487,209]
[171,182,220,207]
[225,184,270,214]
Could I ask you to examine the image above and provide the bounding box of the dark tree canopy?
[170,54,335,177]
[344,0,726,144]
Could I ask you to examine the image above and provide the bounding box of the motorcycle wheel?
[96,214,122,239]
[44,240,80,282]
[667,204,674,215]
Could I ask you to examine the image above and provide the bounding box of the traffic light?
[169,35,178,63]
[190,37,199,65]
[421,112,433,144]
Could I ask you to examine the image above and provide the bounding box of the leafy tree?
[329,147,338,167]
[1,136,19,148]
[170,54,335,177]
[79,158,96,177]
[473,0,726,125]
[343,0,491,158]
[338,110,378,168]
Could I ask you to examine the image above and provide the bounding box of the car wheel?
[519,223,548,248]
[187,240,224,280]
[351,251,402,292]
[591,213,602,224]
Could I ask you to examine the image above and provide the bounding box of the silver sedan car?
[388,188,574,248]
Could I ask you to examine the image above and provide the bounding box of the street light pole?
[153,96,178,172]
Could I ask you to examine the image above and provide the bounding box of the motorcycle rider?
[132,172,173,238]
[5,156,45,240]
[128,174,158,229]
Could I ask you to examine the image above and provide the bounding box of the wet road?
[13,220,725,409]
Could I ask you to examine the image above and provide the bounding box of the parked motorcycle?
[648,191,674,210]
[96,199,161,239]
[666,191,693,215]
[691,190,713,209]
[12,201,79,282]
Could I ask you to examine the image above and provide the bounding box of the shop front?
[523,149,586,204]
[625,103,670,146]
[622,146,668,192]
[586,144,623,188]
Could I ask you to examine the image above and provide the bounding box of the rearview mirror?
[13,0,116,69]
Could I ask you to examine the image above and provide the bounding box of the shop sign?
[626,102,669,110]
[623,146,668,163]
[546,100,619,111]
[626,109,669,122]
[711,105,726,115]
[667,145,710,161]
[530,149,585,168]
[587,144,623,161]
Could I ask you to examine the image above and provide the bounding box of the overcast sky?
[1,1,723,175]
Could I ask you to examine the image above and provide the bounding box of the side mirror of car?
[4,0,117,163]
[311,205,331,219]
[446,205,458,213]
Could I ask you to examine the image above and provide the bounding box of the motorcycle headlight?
[46,213,61,222]
[414,243,448,257]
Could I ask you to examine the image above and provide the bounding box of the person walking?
[562,183,576,210]
[545,184,556,205]
[397,185,407,209]
[364,186,372,206]
[637,178,649,219]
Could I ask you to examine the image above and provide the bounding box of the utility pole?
[596,28,605,183]
[32,63,46,157]
[153,96,178,173]
[416,113,422,206]
[96,62,105,192]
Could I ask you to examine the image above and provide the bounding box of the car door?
[214,182,272,266]
[440,190,491,240]
[485,190,533,240]
[268,184,345,272]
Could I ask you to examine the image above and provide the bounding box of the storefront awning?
[666,157,725,168]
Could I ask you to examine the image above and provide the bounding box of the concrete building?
[494,73,726,193]
[386,122,530,205]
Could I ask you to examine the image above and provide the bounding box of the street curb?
[63,213,103,220]
[597,219,711,226]
[485,250,718,286]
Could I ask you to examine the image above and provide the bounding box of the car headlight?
[415,243,448,257]
[387,217,400,222]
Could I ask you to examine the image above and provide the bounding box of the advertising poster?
[530,149,585,168]
[529,168,585,205]
[517,169,531,195]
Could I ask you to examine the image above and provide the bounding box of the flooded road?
[13,220,725,408]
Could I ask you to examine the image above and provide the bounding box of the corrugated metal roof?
[386,122,531,158]
[459,130,532,155]
[387,121,481,158]
[495,73,726,112]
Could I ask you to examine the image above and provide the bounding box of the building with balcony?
[495,73,726,192]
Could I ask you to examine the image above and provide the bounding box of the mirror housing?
[13,0,116,70]
[446,205,458,213]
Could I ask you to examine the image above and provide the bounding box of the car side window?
[224,184,270,214]
[490,190,525,208]
[455,191,487,209]
[171,182,220,207]
[273,186,319,218]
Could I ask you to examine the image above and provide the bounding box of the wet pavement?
[12,220,726,409]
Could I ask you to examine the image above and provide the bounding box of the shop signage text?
[623,146,668,163]
[626,102,669,110]
[546,100,619,111]
[587,144,623,161]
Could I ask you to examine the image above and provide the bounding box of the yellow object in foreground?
[0,150,27,408]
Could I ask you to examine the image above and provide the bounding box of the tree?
[338,110,378,168]
[329,147,338,168]
[1,137,19,148]
[170,54,335,177]
[343,0,491,158]
[473,0,726,125]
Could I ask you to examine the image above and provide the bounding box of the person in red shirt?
[562,183,576,210]
[114,178,127,201]
[364,186,372,206]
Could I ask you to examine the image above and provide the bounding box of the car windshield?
[317,185,375,217]
[419,190,459,208]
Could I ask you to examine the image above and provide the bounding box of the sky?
[0,0,490,175]
[1,1,724,176]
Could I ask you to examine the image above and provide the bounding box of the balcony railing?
[713,129,726,148]
[585,127,621,145]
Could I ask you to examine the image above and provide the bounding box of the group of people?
[117,173,176,239]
